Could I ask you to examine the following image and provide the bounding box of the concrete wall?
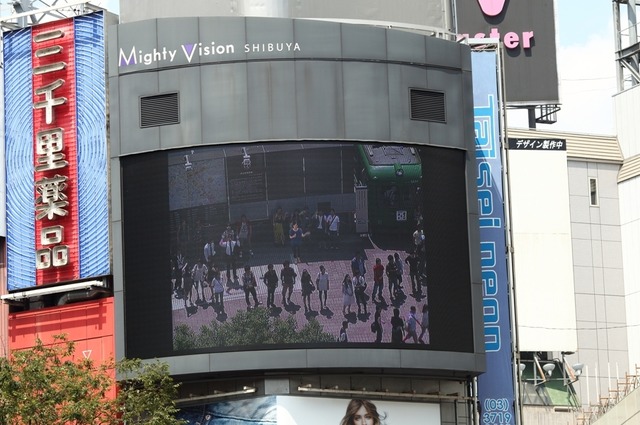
[507,148,577,352]
[615,86,640,374]
[117,0,455,34]
[593,386,640,425]
[568,160,628,408]
[522,406,578,425]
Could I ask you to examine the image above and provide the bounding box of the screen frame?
[118,140,482,376]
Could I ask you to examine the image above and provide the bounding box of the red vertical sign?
[32,19,80,285]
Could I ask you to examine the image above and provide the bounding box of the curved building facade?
[109,14,482,425]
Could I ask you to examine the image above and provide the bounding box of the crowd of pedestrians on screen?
[171,208,429,344]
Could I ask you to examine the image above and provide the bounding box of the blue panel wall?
[5,28,35,291]
[75,12,110,279]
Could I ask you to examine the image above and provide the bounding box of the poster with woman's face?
[177,395,441,425]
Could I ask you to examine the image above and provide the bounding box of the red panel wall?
[8,298,115,400]
[8,298,114,363]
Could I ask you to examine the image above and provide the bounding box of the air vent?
[410,89,446,123]
[140,93,179,128]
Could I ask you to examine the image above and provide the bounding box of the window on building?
[589,177,599,206]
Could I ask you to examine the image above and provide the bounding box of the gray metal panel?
[246,17,295,61]
[167,353,211,375]
[201,63,250,143]
[463,59,483,355]
[111,162,123,336]
[114,290,126,361]
[112,156,124,361]
[152,350,484,375]
[461,69,476,148]
[112,219,123,292]
[306,348,401,368]
[107,24,120,79]
[212,350,309,371]
[247,61,298,140]
[387,29,427,64]
[264,378,291,395]
[294,61,345,139]
[426,68,465,148]
[157,18,201,68]
[199,16,249,64]
[388,64,429,143]
[111,158,122,222]
[460,44,472,72]
[471,278,486,352]
[111,161,123,296]
[158,68,204,149]
[401,349,481,371]
[425,36,462,70]
[293,19,342,59]
[118,73,162,154]
[112,149,124,360]
[108,76,121,157]
[115,19,159,73]
[341,23,387,61]
[343,62,390,140]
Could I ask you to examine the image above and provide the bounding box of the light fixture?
[1,279,107,301]
[297,385,471,402]
[560,351,584,384]
[543,363,556,377]
[518,363,526,376]
[174,386,256,407]
[572,363,584,377]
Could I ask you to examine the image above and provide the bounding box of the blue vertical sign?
[473,51,516,425]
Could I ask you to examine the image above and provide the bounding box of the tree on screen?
[173,308,335,350]
[0,335,185,425]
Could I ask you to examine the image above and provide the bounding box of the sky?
[507,1,619,135]
[95,0,119,14]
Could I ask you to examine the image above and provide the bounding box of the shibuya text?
[119,41,302,67]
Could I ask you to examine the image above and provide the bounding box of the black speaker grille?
[410,89,446,123]
[140,92,180,128]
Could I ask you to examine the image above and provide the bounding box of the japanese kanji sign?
[508,138,566,151]
[5,12,110,291]
[32,19,80,283]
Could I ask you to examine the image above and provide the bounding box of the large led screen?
[122,141,474,358]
